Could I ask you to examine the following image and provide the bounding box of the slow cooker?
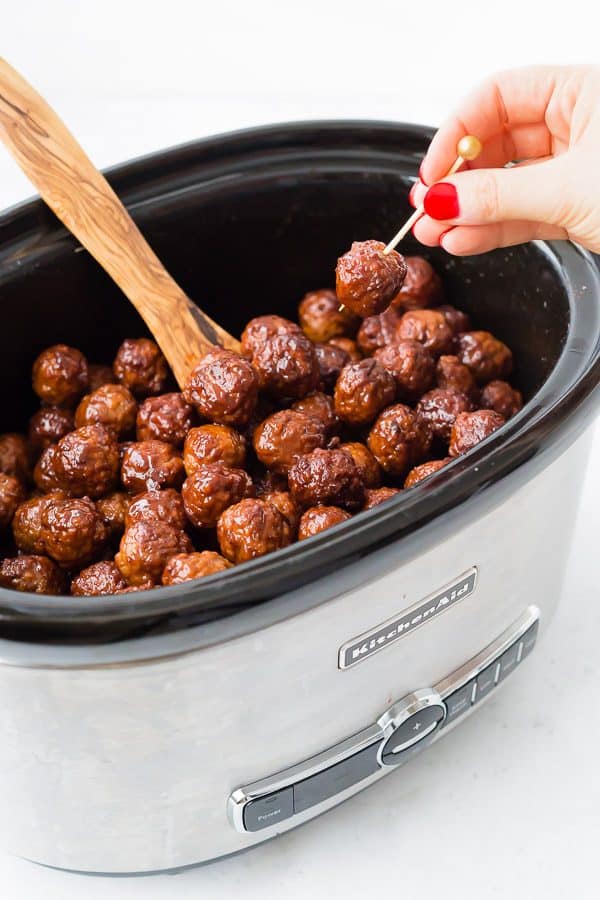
[0,122,599,874]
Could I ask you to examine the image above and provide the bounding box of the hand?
[410,65,600,255]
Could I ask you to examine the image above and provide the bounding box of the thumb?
[422,158,568,228]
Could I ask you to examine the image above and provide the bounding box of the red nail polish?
[424,183,459,221]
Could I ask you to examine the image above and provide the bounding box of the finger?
[440,221,568,255]
[412,214,450,247]
[469,123,554,169]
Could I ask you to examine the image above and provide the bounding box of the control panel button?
[243,787,294,832]
[444,678,476,725]
[474,660,499,702]
[498,641,520,682]
[293,743,380,814]
[380,703,445,765]
[518,620,539,661]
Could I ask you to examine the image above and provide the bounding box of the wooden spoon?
[0,58,241,388]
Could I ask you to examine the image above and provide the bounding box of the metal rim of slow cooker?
[0,120,599,642]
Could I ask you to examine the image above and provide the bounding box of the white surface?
[1,2,599,897]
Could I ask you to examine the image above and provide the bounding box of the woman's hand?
[410,66,600,255]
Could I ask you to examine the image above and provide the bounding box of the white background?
[1,2,599,897]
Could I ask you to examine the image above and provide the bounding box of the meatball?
[253,410,326,474]
[182,464,253,528]
[374,341,435,402]
[87,363,116,392]
[339,442,381,488]
[404,458,451,488]
[162,551,232,585]
[363,486,401,509]
[291,392,340,437]
[217,498,291,564]
[356,307,403,356]
[334,359,396,427]
[436,354,478,397]
[251,333,319,399]
[416,388,474,442]
[390,256,443,310]
[113,338,169,398]
[11,495,47,554]
[449,410,506,457]
[126,488,186,531]
[36,424,120,498]
[75,384,137,438]
[183,349,258,428]
[396,309,454,358]
[32,344,89,407]
[262,491,300,537]
[314,342,350,392]
[0,473,26,530]
[0,555,65,594]
[71,561,127,596]
[184,424,246,475]
[28,407,74,454]
[298,289,359,343]
[241,315,303,358]
[96,491,130,541]
[298,505,351,540]
[0,433,32,483]
[480,380,523,419]
[456,331,513,385]
[136,392,194,447]
[13,495,108,569]
[327,336,362,362]
[436,304,472,336]
[288,448,364,511]
[367,404,432,477]
[121,440,185,493]
[336,240,408,317]
[116,520,192,585]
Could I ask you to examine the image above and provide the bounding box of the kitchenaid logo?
[338,568,477,669]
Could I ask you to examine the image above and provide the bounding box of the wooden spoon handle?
[0,58,240,388]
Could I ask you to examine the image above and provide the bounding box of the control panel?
[228,607,539,833]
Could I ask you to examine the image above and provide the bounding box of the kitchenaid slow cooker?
[0,122,599,874]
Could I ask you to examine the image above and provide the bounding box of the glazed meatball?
[115,520,192,585]
[0,473,26,530]
[0,555,65,594]
[334,359,396,427]
[13,495,108,569]
[436,354,478,397]
[336,240,408,317]
[96,491,130,541]
[404,458,451,488]
[126,488,186,531]
[121,440,185,493]
[217,498,291,563]
[32,344,89,407]
[113,338,169,398]
[396,309,454,358]
[136,393,194,447]
[28,407,74,455]
[161,551,232,585]
[35,424,120,498]
[363,486,401,509]
[449,410,506,457]
[416,389,474,442]
[262,490,300,537]
[456,331,513,385]
[356,307,403,356]
[374,341,435,402]
[87,363,116,392]
[367,404,432,477]
[182,464,253,528]
[71,561,127,596]
[298,289,359,343]
[327,336,362,362]
[253,410,326,474]
[184,424,246,475]
[291,392,340,437]
[241,315,303,358]
[0,433,32,483]
[298,505,351,540]
[339,442,381,488]
[11,495,46,554]
[251,333,320,399]
[75,384,137,438]
[390,256,443,311]
[288,448,364,511]
[183,349,258,427]
[480,380,523,419]
[314,342,350,392]
[436,304,471,336]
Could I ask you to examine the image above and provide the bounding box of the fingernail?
[418,160,428,185]
[423,183,459,220]
[408,183,418,208]
[438,228,454,247]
